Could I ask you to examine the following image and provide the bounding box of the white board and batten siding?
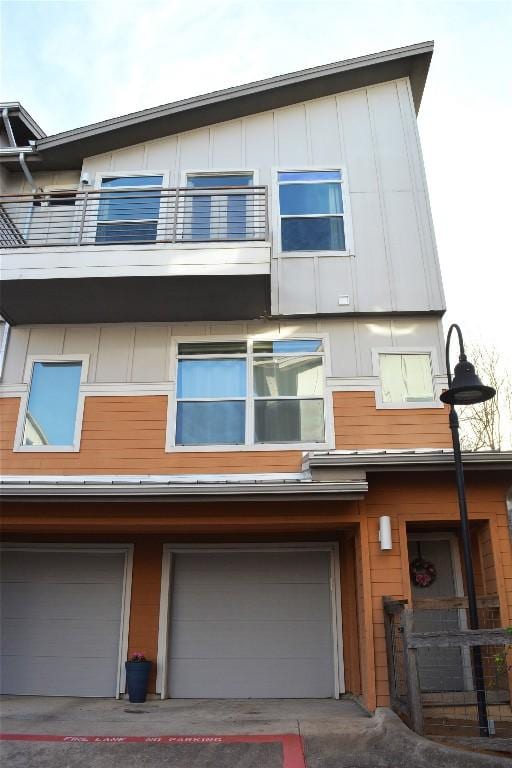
[0,316,446,387]
[74,78,444,317]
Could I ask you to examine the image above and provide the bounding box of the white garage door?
[167,549,336,698]
[0,549,126,697]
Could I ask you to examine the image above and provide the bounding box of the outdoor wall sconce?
[379,516,393,550]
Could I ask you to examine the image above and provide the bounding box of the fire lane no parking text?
[0,732,307,768]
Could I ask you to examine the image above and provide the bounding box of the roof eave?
[30,41,433,171]
[306,450,512,472]
[0,478,368,501]
[0,102,46,141]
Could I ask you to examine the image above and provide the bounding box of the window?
[46,191,77,207]
[253,339,325,442]
[32,189,77,207]
[29,186,79,247]
[176,342,247,445]
[278,170,345,252]
[185,174,253,241]
[379,353,434,404]
[22,361,82,447]
[96,175,163,244]
[174,339,325,446]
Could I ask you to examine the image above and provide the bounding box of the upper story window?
[185,173,254,241]
[21,361,83,447]
[379,353,434,405]
[278,170,345,252]
[46,189,77,207]
[96,175,163,244]
[32,188,77,207]
[174,339,325,447]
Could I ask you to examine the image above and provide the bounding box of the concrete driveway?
[0,696,509,767]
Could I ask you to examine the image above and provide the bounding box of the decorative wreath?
[409,557,437,588]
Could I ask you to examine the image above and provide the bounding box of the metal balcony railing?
[0,186,269,248]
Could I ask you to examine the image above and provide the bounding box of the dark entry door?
[408,537,467,692]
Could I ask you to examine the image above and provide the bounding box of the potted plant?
[125,652,151,703]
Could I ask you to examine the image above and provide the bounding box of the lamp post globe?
[440,357,496,406]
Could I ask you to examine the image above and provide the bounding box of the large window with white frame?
[174,339,326,446]
[277,170,346,252]
[16,357,87,450]
[379,352,435,405]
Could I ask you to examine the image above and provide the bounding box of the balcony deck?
[0,186,270,323]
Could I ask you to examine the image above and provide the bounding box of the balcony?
[0,186,270,324]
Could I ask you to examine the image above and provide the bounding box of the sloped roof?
[27,41,433,170]
[0,102,46,143]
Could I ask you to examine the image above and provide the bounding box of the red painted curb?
[0,732,306,768]
[282,734,307,768]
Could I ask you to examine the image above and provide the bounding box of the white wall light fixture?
[379,516,393,551]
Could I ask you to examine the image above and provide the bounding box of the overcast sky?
[2,0,511,376]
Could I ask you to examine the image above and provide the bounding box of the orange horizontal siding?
[333,390,451,449]
[2,389,453,475]
[360,471,512,709]
[1,471,510,711]
[0,397,301,475]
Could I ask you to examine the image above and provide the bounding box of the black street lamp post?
[440,323,496,737]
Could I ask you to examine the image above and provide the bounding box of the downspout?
[2,106,37,191]
[2,107,16,146]
[18,151,36,191]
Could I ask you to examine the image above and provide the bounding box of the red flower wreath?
[409,557,437,588]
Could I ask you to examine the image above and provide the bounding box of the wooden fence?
[383,596,512,748]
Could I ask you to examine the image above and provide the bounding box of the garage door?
[167,549,335,698]
[0,549,126,697]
